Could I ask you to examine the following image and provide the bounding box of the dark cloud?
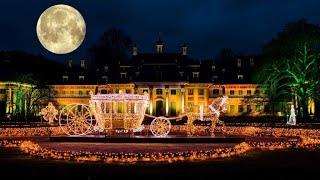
[1,0,320,62]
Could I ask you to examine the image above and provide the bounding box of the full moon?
[36,4,86,54]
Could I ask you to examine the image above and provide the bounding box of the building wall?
[49,83,265,117]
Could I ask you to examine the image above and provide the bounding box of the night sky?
[1,0,320,62]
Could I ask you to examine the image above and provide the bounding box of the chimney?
[132,44,138,56]
[80,60,85,68]
[68,59,72,68]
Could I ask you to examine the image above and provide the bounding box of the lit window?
[198,89,204,95]
[238,105,244,112]
[143,89,149,93]
[188,89,194,95]
[156,89,162,95]
[222,68,225,73]
[230,105,235,113]
[230,90,235,96]
[247,90,252,95]
[179,71,184,77]
[171,89,176,95]
[238,90,243,95]
[192,72,199,79]
[238,75,244,81]
[256,104,261,111]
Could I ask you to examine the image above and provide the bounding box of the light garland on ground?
[1,125,320,138]
[1,125,320,164]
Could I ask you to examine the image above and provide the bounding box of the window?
[156,89,162,95]
[230,105,235,113]
[198,89,204,95]
[188,89,194,95]
[0,89,6,94]
[62,75,68,82]
[192,72,199,78]
[230,90,235,96]
[238,75,244,81]
[212,89,219,95]
[143,89,149,94]
[238,90,243,95]
[102,76,108,82]
[238,105,244,112]
[212,75,218,81]
[115,89,119,93]
[211,66,216,71]
[171,89,176,95]
[237,58,241,67]
[120,73,127,79]
[247,105,252,112]
[79,76,84,81]
[247,90,252,95]
[126,89,131,94]
[79,91,83,95]
[222,68,225,73]
[256,104,261,111]
[255,90,260,95]
[179,71,184,77]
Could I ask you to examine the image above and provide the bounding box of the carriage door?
[156,100,164,116]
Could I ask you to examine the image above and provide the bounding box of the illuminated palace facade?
[50,40,266,117]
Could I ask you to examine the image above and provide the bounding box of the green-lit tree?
[285,44,320,120]
[14,74,52,121]
[254,19,320,120]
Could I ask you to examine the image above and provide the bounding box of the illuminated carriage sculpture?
[57,91,227,137]
[59,91,171,137]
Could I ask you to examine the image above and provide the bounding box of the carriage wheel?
[59,103,94,136]
[150,117,171,137]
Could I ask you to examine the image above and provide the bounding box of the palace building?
[49,39,266,117]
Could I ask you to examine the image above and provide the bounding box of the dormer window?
[79,76,85,81]
[102,76,108,82]
[212,75,218,81]
[120,72,127,80]
[62,75,68,82]
[192,72,199,79]
[238,75,244,81]
[211,66,216,71]
[237,58,241,67]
